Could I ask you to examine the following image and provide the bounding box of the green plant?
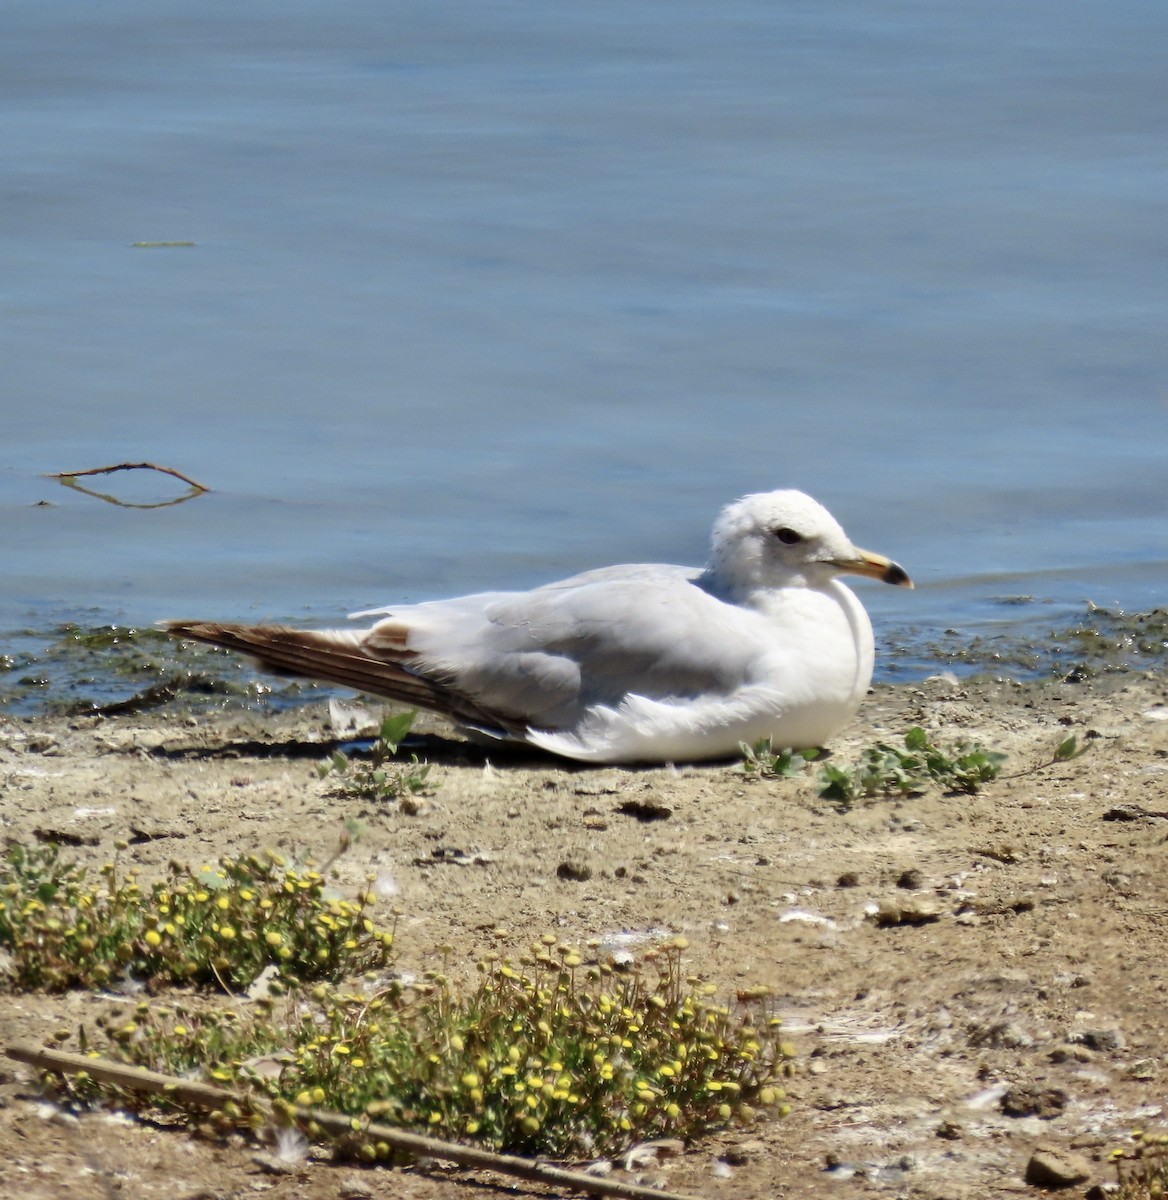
[319,711,432,802]
[818,727,1006,807]
[1111,1128,1168,1198]
[738,739,823,779]
[58,936,793,1160]
[0,842,395,992]
[1050,733,1092,765]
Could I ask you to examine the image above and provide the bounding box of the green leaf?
[1055,734,1079,761]
[378,711,418,753]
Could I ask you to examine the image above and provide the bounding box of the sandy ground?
[2,669,1168,1200]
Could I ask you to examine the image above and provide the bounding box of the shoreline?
[2,603,1164,721]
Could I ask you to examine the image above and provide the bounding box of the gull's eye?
[774,527,802,545]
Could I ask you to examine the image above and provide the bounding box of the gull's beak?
[836,548,914,588]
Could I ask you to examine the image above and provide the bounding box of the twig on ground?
[5,1041,705,1200]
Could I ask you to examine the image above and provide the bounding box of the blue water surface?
[2,0,1165,683]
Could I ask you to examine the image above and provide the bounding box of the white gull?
[163,489,911,763]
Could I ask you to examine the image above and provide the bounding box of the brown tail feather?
[162,620,515,734]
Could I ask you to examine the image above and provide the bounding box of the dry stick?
[5,1042,704,1200]
[45,462,210,492]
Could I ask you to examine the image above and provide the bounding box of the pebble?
[338,1181,376,1200]
[872,897,942,926]
[1070,1027,1125,1052]
[1024,1145,1092,1188]
[1000,1084,1068,1119]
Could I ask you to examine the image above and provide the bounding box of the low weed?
[1111,1129,1168,1199]
[0,842,394,992]
[319,711,432,803]
[7,840,793,1159]
[47,928,790,1159]
[817,727,1006,807]
[737,739,823,779]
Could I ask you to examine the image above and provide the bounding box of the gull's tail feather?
[161,620,513,735]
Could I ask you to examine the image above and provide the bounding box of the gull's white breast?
[525,579,875,763]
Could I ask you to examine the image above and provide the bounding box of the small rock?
[1049,1043,1095,1064]
[1071,1027,1125,1052]
[1001,1084,1068,1119]
[872,897,942,927]
[718,1138,767,1164]
[1024,1146,1092,1188]
[338,1179,376,1199]
[1085,1182,1121,1199]
[967,1019,1034,1050]
[616,799,672,821]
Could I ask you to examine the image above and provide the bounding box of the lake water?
[3,0,1166,701]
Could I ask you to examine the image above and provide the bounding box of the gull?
[163,489,911,764]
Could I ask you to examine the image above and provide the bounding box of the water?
[3,0,1166,702]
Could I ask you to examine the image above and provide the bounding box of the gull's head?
[708,489,913,594]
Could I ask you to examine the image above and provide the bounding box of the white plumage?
[164,489,911,763]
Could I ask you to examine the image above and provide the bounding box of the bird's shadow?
[145,728,740,774]
[146,729,576,770]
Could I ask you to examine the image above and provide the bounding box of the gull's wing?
[161,619,518,733]
[165,564,768,737]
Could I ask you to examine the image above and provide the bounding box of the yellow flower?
[144,929,162,947]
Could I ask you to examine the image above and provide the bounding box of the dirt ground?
[2,669,1168,1200]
